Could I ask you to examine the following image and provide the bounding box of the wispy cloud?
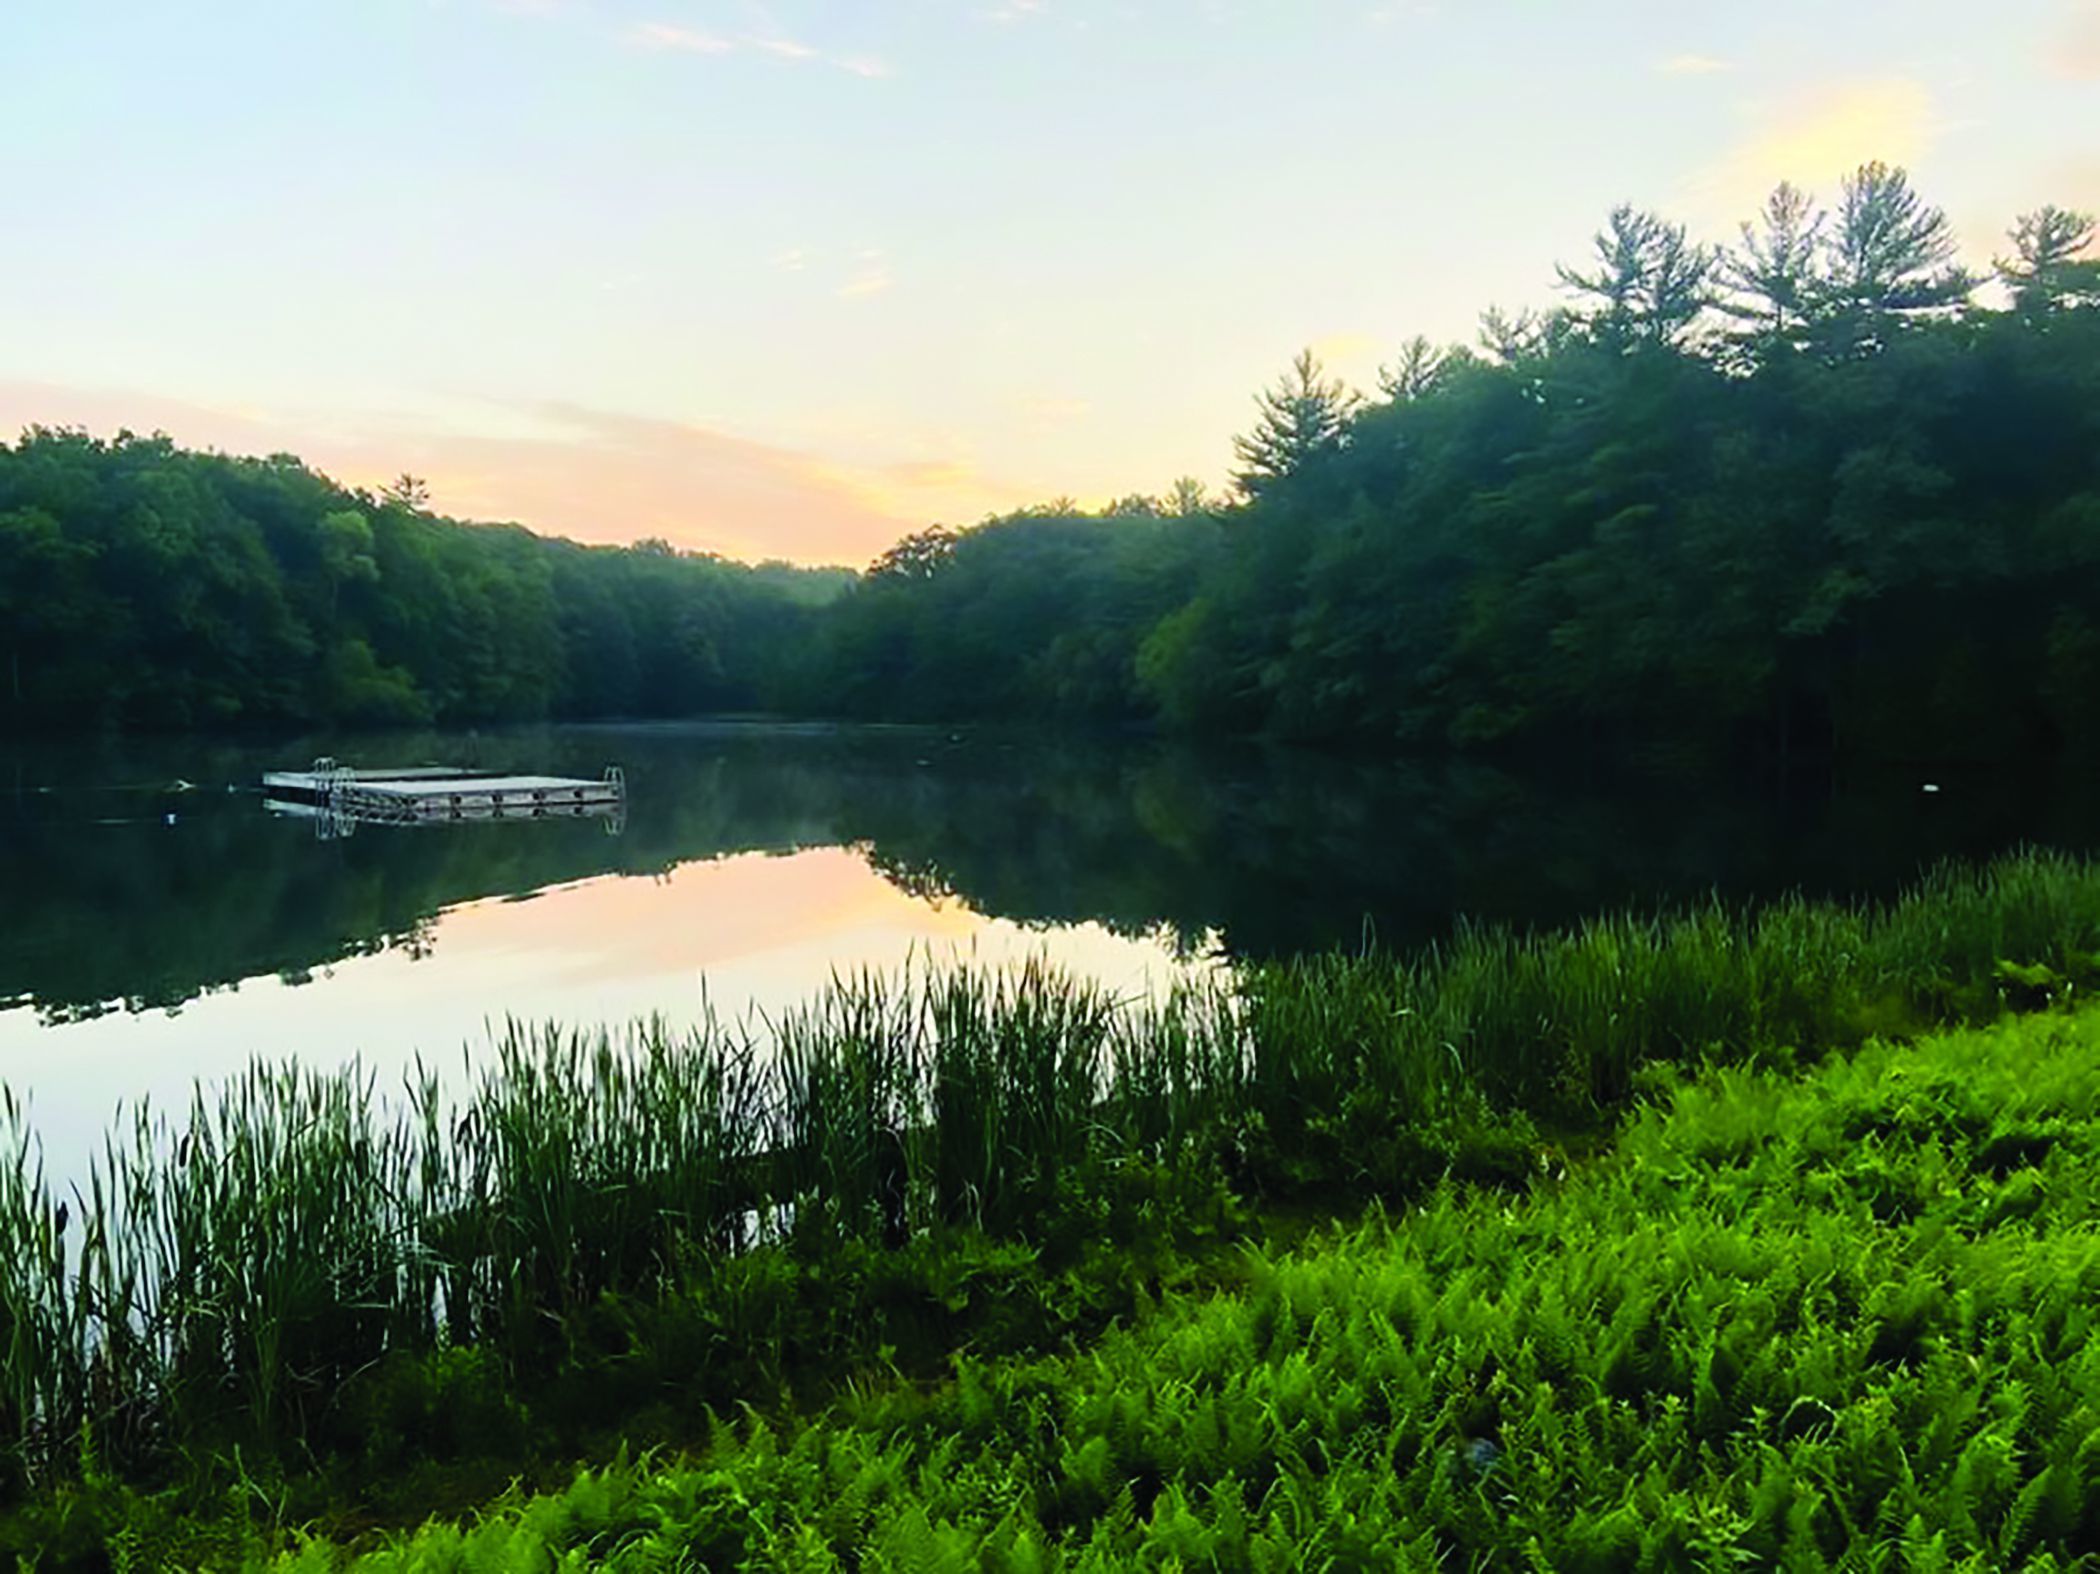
[984,0,1047,23]
[776,247,896,296]
[1309,332,1378,363]
[1658,53,1732,75]
[882,458,980,489]
[1691,77,1940,220]
[1306,332,1384,387]
[628,21,733,54]
[849,450,1044,525]
[835,249,892,296]
[2052,0,2100,77]
[624,18,891,76]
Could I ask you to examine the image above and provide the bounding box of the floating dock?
[263,760,625,827]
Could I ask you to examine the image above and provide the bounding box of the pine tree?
[1997,205,2100,317]
[384,473,432,510]
[1164,476,1214,517]
[1231,350,1357,499]
[1821,162,1973,345]
[1720,182,1828,357]
[1555,205,1716,350]
[1378,336,1453,401]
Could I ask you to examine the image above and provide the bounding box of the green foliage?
[1230,349,1358,498]
[1999,206,2100,319]
[847,166,2093,763]
[9,168,2099,766]
[1555,204,1716,349]
[179,1003,2100,1569]
[0,430,845,732]
[795,504,1216,723]
[7,849,2100,1555]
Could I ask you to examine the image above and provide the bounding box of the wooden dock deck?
[263,761,625,826]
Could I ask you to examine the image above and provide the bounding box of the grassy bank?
[141,998,2100,1565]
[8,851,2100,1559]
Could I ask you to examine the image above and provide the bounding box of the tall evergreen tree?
[1231,350,1357,499]
[1998,205,2100,317]
[384,473,432,510]
[1165,476,1215,517]
[1721,182,1828,356]
[1556,205,1716,350]
[1821,161,1973,343]
[1378,336,1452,401]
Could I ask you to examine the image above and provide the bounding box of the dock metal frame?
[265,759,627,837]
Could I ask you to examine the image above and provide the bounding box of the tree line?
[794,164,2100,763]
[7,163,2098,761]
[0,432,847,730]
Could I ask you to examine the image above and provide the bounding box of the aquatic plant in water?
[4,849,2100,1524]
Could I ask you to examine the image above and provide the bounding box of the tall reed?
[6,849,2100,1494]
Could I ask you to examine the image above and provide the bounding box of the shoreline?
[8,850,2100,1562]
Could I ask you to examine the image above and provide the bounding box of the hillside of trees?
[6,164,2098,762]
[0,433,847,730]
[795,166,2100,763]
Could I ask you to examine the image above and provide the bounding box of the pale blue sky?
[2,0,2094,562]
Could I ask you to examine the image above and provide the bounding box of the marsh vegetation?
[246,1003,2100,1569]
[7,851,2100,1562]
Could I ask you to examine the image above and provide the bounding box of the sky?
[0,0,2094,566]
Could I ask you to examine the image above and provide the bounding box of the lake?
[4,721,2094,1172]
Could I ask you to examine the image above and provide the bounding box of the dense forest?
[6,164,2098,761]
[0,435,847,730]
[799,166,2100,762]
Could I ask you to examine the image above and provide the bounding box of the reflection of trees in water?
[400,913,441,962]
[858,845,950,907]
[1,727,865,1019]
[4,724,2097,1020]
[842,739,2100,960]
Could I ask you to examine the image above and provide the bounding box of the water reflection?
[4,722,2098,1028]
[0,839,1192,1186]
[6,722,2099,1174]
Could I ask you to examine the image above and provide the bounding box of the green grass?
[248,1005,2100,1569]
[9,849,2100,1557]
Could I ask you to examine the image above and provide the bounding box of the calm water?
[4,721,2095,1169]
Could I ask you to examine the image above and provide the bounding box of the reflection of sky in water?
[0,846,1208,1183]
[10,718,2097,1186]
